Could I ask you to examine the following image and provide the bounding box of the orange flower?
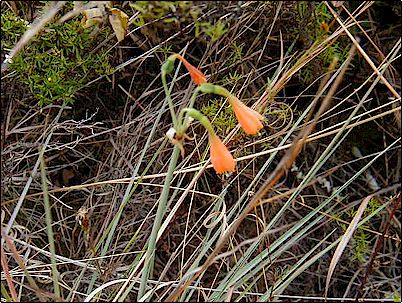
[229,96,264,135]
[209,133,235,174]
[176,54,207,85]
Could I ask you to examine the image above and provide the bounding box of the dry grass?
[1,1,401,302]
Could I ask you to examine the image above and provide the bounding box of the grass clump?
[1,8,114,106]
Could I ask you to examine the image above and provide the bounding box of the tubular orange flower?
[229,96,264,135]
[209,133,235,174]
[175,54,207,85]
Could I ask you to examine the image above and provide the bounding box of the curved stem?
[188,86,202,109]
[181,108,216,136]
[177,87,201,133]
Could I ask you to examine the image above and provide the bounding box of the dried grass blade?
[2,233,46,301]
[1,245,18,301]
[325,194,374,298]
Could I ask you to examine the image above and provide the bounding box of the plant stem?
[137,145,181,300]
[181,108,216,135]
[40,155,61,299]
[162,72,178,129]
[177,87,201,133]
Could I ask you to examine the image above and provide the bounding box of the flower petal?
[176,54,206,85]
[231,97,264,135]
[209,134,235,174]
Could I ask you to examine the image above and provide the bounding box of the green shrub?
[2,9,114,106]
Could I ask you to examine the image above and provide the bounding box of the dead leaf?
[62,167,75,185]
[81,7,106,28]
[108,8,129,42]
[331,1,344,8]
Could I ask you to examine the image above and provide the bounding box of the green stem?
[187,86,202,109]
[198,83,232,99]
[1,283,12,302]
[181,108,216,136]
[40,155,61,299]
[162,72,178,129]
[177,87,201,133]
[137,146,181,301]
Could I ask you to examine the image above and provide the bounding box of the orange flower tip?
[231,97,264,135]
[184,61,206,85]
[209,134,236,174]
[176,54,206,85]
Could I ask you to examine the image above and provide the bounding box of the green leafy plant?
[337,198,383,262]
[129,1,229,43]
[198,20,229,42]
[1,10,29,50]
[222,71,242,86]
[201,97,238,135]
[226,42,245,66]
[295,2,350,84]
[2,9,114,106]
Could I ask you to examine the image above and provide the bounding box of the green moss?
[392,292,401,302]
[201,98,237,135]
[2,8,114,106]
[222,71,242,86]
[200,20,228,42]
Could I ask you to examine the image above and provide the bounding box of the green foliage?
[222,71,242,86]
[231,42,244,61]
[366,197,382,215]
[351,229,371,262]
[313,2,332,24]
[2,9,114,106]
[392,292,401,302]
[158,44,173,56]
[297,2,331,29]
[198,20,229,42]
[226,42,245,66]
[130,1,229,42]
[269,103,292,120]
[321,41,350,64]
[295,2,350,84]
[130,1,186,25]
[201,98,237,135]
[1,10,29,50]
[299,42,350,84]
